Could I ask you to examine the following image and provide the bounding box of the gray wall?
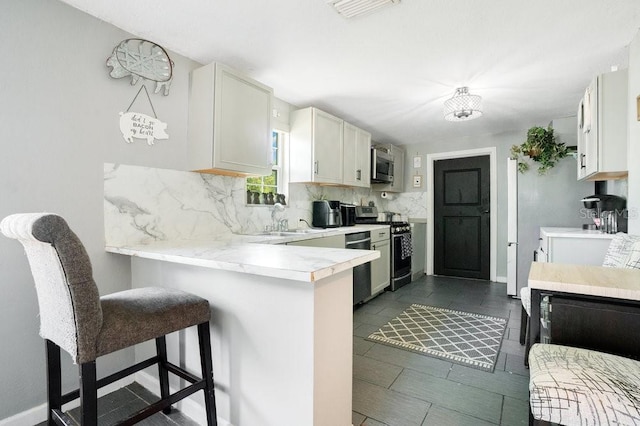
[0,0,199,419]
[397,128,590,279]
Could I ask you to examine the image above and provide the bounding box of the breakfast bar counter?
[106,224,383,283]
[107,232,380,426]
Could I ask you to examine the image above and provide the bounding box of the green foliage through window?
[247,170,278,194]
[246,130,286,204]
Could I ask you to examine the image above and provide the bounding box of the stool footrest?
[60,355,160,405]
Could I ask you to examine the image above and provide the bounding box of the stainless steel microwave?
[371,147,394,183]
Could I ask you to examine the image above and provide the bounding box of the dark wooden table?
[527,262,640,362]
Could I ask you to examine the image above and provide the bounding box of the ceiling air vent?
[327,0,400,19]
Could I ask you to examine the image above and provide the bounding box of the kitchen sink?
[244,228,327,237]
[283,228,326,234]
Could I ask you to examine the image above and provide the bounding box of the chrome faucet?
[271,202,285,231]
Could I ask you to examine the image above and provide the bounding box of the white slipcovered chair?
[529,343,640,425]
[525,233,640,424]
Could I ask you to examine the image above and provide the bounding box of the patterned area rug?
[367,304,507,372]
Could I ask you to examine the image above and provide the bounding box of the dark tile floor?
[35,382,198,426]
[38,275,529,426]
[352,274,529,426]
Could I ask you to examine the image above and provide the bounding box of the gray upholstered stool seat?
[0,213,217,425]
[529,343,640,425]
[97,287,210,358]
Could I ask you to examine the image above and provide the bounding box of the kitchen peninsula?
[104,162,384,426]
[107,232,379,426]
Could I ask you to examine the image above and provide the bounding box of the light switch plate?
[413,175,422,188]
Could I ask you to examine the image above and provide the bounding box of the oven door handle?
[392,232,410,239]
[394,271,412,281]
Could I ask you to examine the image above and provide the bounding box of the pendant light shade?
[444,87,483,121]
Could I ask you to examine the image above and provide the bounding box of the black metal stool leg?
[79,361,98,425]
[46,340,62,425]
[198,322,218,426]
[156,336,172,414]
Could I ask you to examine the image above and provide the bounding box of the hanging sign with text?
[118,112,169,146]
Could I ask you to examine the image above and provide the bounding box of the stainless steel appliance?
[371,147,394,183]
[340,203,356,226]
[346,231,372,305]
[312,200,342,228]
[355,205,412,291]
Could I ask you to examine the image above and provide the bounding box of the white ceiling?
[61,0,640,146]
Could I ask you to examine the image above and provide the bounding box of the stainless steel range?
[355,206,412,291]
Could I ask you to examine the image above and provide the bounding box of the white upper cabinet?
[188,63,273,176]
[343,122,371,188]
[576,69,628,181]
[372,143,405,193]
[289,107,344,184]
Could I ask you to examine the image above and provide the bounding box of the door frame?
[426,147,497,282]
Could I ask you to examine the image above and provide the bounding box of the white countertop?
[106,224,387,283]
[540,227,617,239]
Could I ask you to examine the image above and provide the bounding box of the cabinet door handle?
[356,169,361,181]
[580,153,586,169]
[314,161,318,174]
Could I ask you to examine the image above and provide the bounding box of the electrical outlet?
[413,175,422,188]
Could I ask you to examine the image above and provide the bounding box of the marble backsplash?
[104,163,426,247]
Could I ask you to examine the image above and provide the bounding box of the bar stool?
[0,213,217,425]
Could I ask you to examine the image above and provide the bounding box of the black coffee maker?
[581,194,627,233]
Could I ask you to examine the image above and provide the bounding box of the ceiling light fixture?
[443,87,483,121]
[327,0,400,19]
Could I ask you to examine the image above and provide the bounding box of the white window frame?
[246,129,288,203]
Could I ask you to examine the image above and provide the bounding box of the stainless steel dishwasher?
[346,231,371,305]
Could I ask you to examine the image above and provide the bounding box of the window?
[246,130,287,204]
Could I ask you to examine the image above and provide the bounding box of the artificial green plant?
[510,126,569,174]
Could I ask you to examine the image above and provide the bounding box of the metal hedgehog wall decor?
[106,38,174,96]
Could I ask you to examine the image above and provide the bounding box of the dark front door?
[434,155,490,280]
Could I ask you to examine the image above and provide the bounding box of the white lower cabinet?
[539,227,614,266]
[287,234,345,248]
[370,228,390,296]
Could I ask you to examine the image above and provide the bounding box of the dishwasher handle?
[346,237,371,247]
